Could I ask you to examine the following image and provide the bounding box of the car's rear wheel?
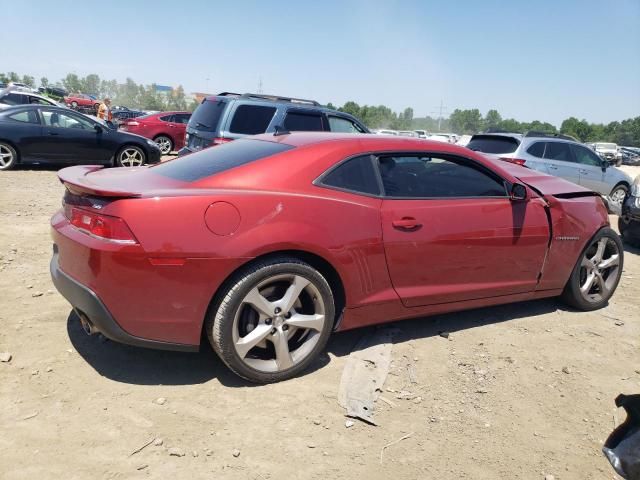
[154,135,173,155]
[0,142,17,171]
[561,227,623,311]
[609,184,629,209]
[207,257,335,383]
[116,146,146,167]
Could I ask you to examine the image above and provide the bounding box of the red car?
[120,112,191,155]
[50,133,623,383]
[64,93,100,110]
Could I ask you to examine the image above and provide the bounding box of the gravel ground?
[0,164,638,480]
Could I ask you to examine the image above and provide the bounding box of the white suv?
[466,132,632,208]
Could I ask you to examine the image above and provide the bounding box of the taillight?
[500,157,526,166]
[68,207,138,244]
[212,137,232,146]
[126,121,140,126]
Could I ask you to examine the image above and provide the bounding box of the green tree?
[21,75,35,87]
[62,73,83,93]
[40,77,49,88]
[560,117,593,142]
[449,108,483,134]
[484,109,502,130]
[167,85,187,111]
[7,72,20,82]
[82,74,101,96]
[339,101,361,118]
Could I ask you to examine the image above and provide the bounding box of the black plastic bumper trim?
[50,251,199,353]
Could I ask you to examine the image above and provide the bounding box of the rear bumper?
[50,248,198,352]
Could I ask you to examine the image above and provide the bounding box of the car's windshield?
[466,135,520,154]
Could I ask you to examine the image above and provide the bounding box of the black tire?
[115,145,146,167]
[618,217,640,248]
[71,101,78,108]
[153,135,173,155]
[207,256,335,383]
[561,227,623,311]
[609,183,629,209]
[0,142,18,171]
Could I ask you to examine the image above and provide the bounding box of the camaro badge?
[555,236,580,241]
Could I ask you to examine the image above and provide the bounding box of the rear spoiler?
[58,165,141,198]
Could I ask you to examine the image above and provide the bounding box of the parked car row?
[466,131,633,209]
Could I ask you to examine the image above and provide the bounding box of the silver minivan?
[466,132,632,208]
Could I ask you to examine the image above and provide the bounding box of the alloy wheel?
[0,144,15,169]
[579,236,621,303]
[609,186,627,208]
[118,148,145,167]
[232,274,326,373]
[155,136,172,155]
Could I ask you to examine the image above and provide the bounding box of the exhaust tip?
[75,310,98,336]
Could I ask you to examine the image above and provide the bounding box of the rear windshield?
[466,135,520,154]
[189,98,226,132]
[151,139,294,182]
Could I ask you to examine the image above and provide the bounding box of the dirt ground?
[1,164,638,480]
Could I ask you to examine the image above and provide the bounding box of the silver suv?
[466,132,632,208]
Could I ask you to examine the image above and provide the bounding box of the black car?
[619,175,640,247]
[179,92,370,156]
[0,105,161,171]
[112,108,147,126]
[38,86,69,100]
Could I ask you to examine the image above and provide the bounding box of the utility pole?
[257,76,263,94]
[430,99,447,132]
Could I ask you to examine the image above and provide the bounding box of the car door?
[1,109,44,161]
[172,113,191,149]
[378,153,550,307]
[38,108,112,163]
[542,141,581,186]
[570,144,608,194]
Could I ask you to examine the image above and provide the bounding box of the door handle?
[579,169,588,175]
[548,165,558,170]
[392,217,421,230]
[48,131,60,136]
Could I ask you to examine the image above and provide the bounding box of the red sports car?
[64,93,100,110]
[50,133,623,383]
[120,111,191,155]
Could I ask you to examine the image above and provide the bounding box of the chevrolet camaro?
[50,133,623,382]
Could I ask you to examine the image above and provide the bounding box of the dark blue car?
[0,105,161,171]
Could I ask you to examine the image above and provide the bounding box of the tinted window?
[321,155,379,195]
[378,155,506,198]
[29,96,52,105]
[152,139,294,182]
[229,104,276,134]
[571,144,602,167]
[174,113,191,124]
[284,112,324,132]
[466,135,520,154]
[527,142,545,158]
[41,110,94,130]
[7,110,39,124]
[159,114,174,122]
[189,98,227,132]
[544,142,574,162]
[1,93,25,105]
[328,116,364,133]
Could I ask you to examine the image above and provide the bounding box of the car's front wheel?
[0,142,18,171]
[207,257,335,383]
[609,184,629,209]
[154,135,173,155]
[561,227,623,311]
[116,146,146,167]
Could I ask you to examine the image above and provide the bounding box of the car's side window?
[229,104,277,135]
[29,96,50,105]
[42,110,94,130]
[160,114,174,122]
[543,142,574,162]
[2,93,25,105]
[571,144,602,167]
[328,116,365,133]
[526,142,545,158]
[175,113,191,124]
[320,155,380,196]
[284,111,324,132]
[377,154,507,198]
[7,110,39,124]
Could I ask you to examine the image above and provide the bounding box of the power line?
[429,99,448,131]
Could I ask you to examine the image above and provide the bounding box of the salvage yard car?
[619,174,640,247]
[466,132,632,208]
[179,92,369,156]
[0,105,161,170]
[120,111,191,154]
[50,133,623,383]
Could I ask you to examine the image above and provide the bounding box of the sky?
[1,0,639,126]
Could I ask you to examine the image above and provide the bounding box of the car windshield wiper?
[196,121,211,129]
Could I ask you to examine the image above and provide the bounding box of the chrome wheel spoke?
[278,275,310,312]
[272,329,294,370]
[593,238,608,263]
[286,313,325,332]
[235,324,272,359]
[244,287,275,317]
[580,272,596,294]
[598,254,619,270]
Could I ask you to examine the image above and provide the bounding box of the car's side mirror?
[510,183,528,201]
[94,124,103,133]
[601,159,609,172]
